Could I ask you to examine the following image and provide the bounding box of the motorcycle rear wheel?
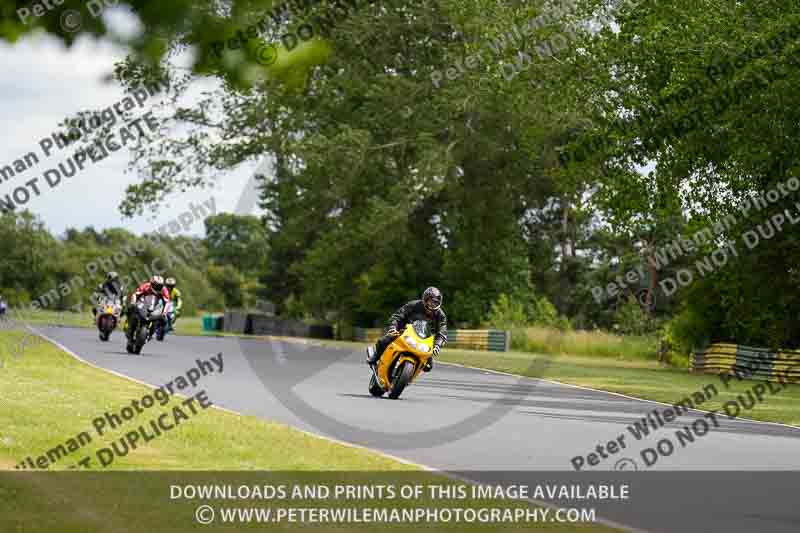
[388,361,415,399]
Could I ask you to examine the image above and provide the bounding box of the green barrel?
[202,315,214,332]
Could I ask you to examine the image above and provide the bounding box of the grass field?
[0,326,614,533]
[509,326,660,362]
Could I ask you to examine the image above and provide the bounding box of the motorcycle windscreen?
[412,320,432,339]
[142,294,157,307]
[141,294,163,316]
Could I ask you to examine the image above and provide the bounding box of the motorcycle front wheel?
[133,325,148,354]
[388,361,415,399]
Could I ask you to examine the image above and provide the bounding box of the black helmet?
[165,277,176,289]
[422,287,442,312]
[150,275,164,292]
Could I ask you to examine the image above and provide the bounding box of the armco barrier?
[250,314,333,339]
[354,328,510,352]
[691,342,800,383]
[223,310,249,334]
[222,310,333,339]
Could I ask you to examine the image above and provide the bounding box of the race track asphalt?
[33,326,800,533]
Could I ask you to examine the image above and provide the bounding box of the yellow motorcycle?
[96,297,122,342]
[367,320,433,399]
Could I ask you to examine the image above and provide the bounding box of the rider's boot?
[366,345,380,366]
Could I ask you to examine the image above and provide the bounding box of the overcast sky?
[0,13,262,238]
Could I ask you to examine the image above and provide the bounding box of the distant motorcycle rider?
[164,277,182,331]
[366,287,447,372]
[126,275,171,339]
[91,272,124,318]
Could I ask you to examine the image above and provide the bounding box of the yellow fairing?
[376,323,434,390]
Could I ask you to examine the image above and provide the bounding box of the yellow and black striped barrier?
[691,342,800,383]
[354,328,510,352]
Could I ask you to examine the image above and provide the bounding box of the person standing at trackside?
[366,287,447,372]
[0,294,7,318]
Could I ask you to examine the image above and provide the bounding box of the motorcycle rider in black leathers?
[366,287,447,372]
[91,272,124,319]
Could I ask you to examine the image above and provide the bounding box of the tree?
[567,0,800,347]
[205,213,268,274]
[207,264,246,308]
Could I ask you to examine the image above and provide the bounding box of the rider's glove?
[433,344,441,357]
[386,326,399,336]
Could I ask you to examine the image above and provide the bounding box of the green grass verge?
[0,327,614,532]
